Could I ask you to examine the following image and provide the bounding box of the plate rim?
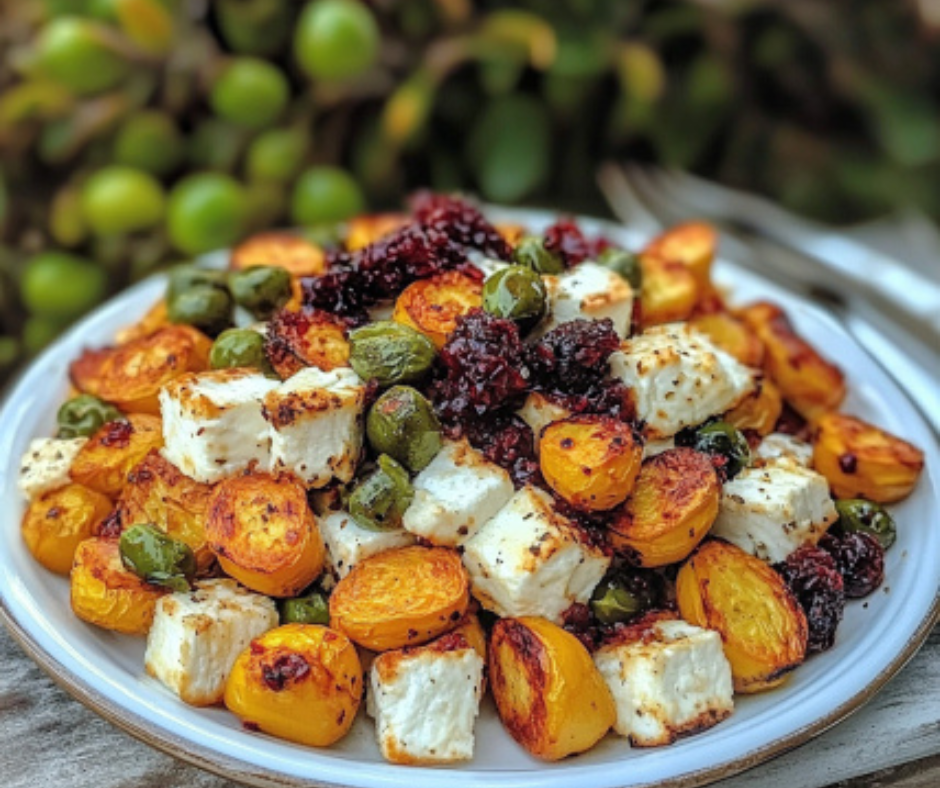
[2,208,939,788]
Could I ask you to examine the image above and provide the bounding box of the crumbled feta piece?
[144,579,278,706]
[754,433,814,467]
[263,367,365,488]
[462,485,610,623]
[320,510,415,580]
[594,618,734,747]
[711,459,838,563]
[402,439,514,547]
[540,261,634,338]
[18,436,87,500]
[517,393,571,445]
[369,636,485,764]
[609,323,755,439]
[160,369,278,484]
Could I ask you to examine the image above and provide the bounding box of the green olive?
[294,0,380,81]
[166,264,229,302]
[348,455,414,531]
[598,247,643,290]
[290,166,365,226]
[676,420,750,479]
[113,110,184,177]
[210,328,269,371]
[21,251,107,321]
[35,18,128,95]
[246,127,310,183]
[209,57,290,130]
[349,321,437,386]
[81,166,166,237]
[228,265,292,320]
[167,173,248,256]
[168,285,233,337]
[366,386,442,473]
[57,394,123,439]
[835,498,897,550]
[119,523,196,592]
[512,235,564,275]
[279,589,330,625]
[590,571,663,625]
[482,265,547,328]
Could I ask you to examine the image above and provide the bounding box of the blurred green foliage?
[1,0,939,377]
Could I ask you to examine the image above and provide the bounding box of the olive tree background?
[1,0,938,380]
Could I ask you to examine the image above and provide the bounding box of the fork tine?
[620,164,691,226]
[596,161,663,234]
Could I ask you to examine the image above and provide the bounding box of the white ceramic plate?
[2,209,938,788]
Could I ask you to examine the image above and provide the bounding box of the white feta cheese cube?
[144,579,278,706]
[263,367,365,487]
[369,637,485,764]
[609,323,755,440]
[19,436,87,500]
[711,460,838,563]
[402,439,514,547]
[462,485,610,623]
[754,432,814,467]
[160,369,279,484]
[320,511,416,579]
[594,617,734,747]
[540,261,634,338]
[517,392,571,445]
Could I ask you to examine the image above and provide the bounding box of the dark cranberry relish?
[543,219,612,266]
[775,545,845,654]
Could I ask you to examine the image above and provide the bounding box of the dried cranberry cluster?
[819,531,885,599]
[411,192,512,260]
[543,219,611,266]
[465,414,542,489]
[775,545,845,654]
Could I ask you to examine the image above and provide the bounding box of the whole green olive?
[512,235,564,275]
[482,265,547,328]
[57,394,123,439]
[166,264,228,302]
[835,498,897,550]
[349,321,437,386]
[210,328,269,371]
[279,590,330,625]
[598,247,643,290]
[348,455,414,531]
[366,386,442,473]
[676,420,751,480]
[228,265,292,320]
[168,285,234,337]
[590,570,663,625]
[119,523,196,592]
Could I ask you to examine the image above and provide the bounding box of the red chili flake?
[99,420,133,448]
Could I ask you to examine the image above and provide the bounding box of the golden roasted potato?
[329,546,469,651]
[225,624,362,747]
[677,540,807,693]
[643,221,717,291]
[22,483,112,575]
[539,416,642,511]
[738,302,845,421]
[489,616,615,761]
[264,309,350,379]
[117,451,215,570]
[230,232,327,277]
[726,378,784,437]
[607,448,720,566]
[393,271,483,348]
[449,612,487,661]
[639,254,698,328]
[495,222,526,247]
[206,471,325,597]
[345,213,408,251]
[70,325,212,415]
[70,537,168,635]
[689,312,764,368]
[115,299,169,345]
[813,412,924,503]
[69,414,164,498]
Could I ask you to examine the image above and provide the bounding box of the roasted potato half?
[264,309,350,379]
[345,213,408,251]
[738,302,845,421]
[489,616,615,761]
[393,271,483,348]
[329,546,469,651]
[206,471,325,597]
[230,232,327,277]
[115,299,169,345]
[70,537,167,635]
[69,414,164,498]
[449,612,488,661]
[814,412,924,503]
[70,325,212,415]
[689,312,764,369]
[608,448,720,566]
[22,483,112,575]
[677,540,807,693]
[643,221,717,291]
[539,416,642,511]
[117,451,215,570]
[726,378,784,437]
[639,254,698,328]
[495,222,526,247]
[225,624,362,747]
